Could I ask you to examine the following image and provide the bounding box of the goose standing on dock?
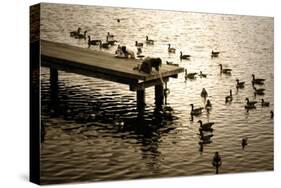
[190,104,204,116]
[219,64,232,74]
[236,79,245,89]
[145,36,154,44]
[88,36,101,46]
[180,51,191,60]
[201,88,208,98]
[211,50,220,57]
[225,89,233,103]
[252,74,265,85]
[261,99,270,107]
[70,27,81,37]
[168,44,176,53]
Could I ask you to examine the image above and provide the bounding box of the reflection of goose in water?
[252,74,265,85]
[198,129,213,140]
[205,99,212,110]
[190,104,204,116]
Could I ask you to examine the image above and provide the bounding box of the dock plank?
[41,40,184,83]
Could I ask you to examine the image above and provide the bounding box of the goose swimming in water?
[225,89,233,103]
[261,99,270,107]
[185,69,197,80]
[211,50,220,57]
[145,36,154,44]
[107,32,115,38]
[201,88,208,98]
[198,120,215,130]
[76,30,87,39]
[190,104,204,116]
[245,98,257,106]
[219,64,232,74]
[241,138,248,149]
[70,27,81,37]
[180,51,191,60]
[99,41,110,49]
[198,129,213,140]
[168,44,176,53]
[252,74,265,85]
[236,79,245,89]
[135,41,143,47]
[88,36,101,46]
[212,152,222,169]
[199,71,207,78]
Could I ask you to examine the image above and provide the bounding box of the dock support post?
[155,84,164,109]
[137,89,145,116]
[50,68,59,114]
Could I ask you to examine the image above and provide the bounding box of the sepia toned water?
[39,3,274,184]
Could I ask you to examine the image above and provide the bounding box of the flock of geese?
[69,27,273,173]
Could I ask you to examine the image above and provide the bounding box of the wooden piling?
[155,84,164,109]
[137,89,145,114]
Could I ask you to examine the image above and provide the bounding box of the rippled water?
[39,3,274,184]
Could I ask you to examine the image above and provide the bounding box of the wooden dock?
[41,40,184,112]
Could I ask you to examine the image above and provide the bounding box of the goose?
[88,36,101,46]
[225,89,233,103]
[70,27,81,37]
[76,30,87,39]
[199,71,207,78]
[252,74,265,85]
[241,138,248,149]
[107,32,114,38]
[245,98,257,106]
[201,88,208,98]
[236,79,245,89]
[135,41,143,47]
[198,120,215,130]
[180,51,191,60]
[212,152,222,168]
[185,69,197,80]
[190,104,204,116]
[211,50,220,57]
[219,64,232,74]
[205,99,212,110]
[145,36,154,44]
[99,41,110,49]
[106,36,117,45]
[168,44,176,53]
[261,99,270,107]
